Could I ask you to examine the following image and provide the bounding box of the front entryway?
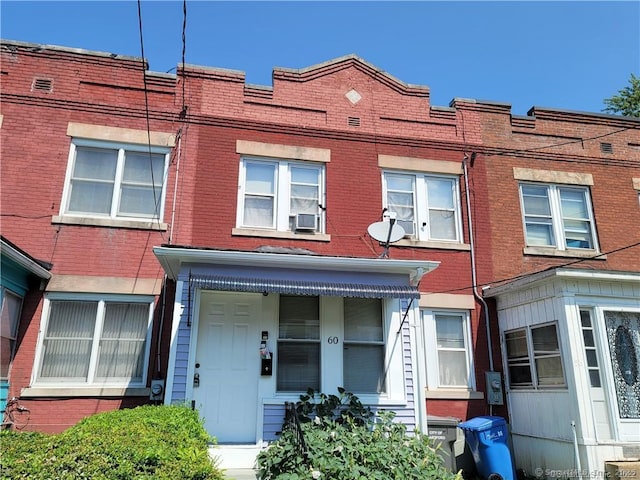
[193,292,262,443]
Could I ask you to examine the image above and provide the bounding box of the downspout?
[155,127,182,380]
[169,127,183,245]
[462,156,495,397]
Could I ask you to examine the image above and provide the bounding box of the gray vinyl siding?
[261,302,417,440]
[170,278,191,403]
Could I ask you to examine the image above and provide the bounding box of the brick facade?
[3,39,636,435]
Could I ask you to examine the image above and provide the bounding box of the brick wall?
[473,103,640,281]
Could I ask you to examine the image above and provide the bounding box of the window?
[35,295,152,386]
[519,183,597,250]
[62,140,169,221]
[238,158,324,233]
[505,329,532,387]
[1,290,23,380]
[580,309,602,388]
[531,324,564,386]
[277,296,320,392]
[383,172,462,242]
[505,323,565,389]
[422,310,475,389]
[435,313,471,387]
[343,298,385,393]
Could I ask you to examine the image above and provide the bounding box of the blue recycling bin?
[458,416,516,480]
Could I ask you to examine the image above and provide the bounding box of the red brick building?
[1,40,180,431]
[2,38,638,473]
[468,101,640,471]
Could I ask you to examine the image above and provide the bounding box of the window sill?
[508,386,568,392]
[523,246,606,259]
[394,239,471,251]
[21,386,150,397]
[232,228,331,242]
[52,215,168,231]
[264,395,407,407]
[424,389,484,400]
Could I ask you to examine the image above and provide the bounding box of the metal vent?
[600,142,613,154]
[347,117,361,127]
[32,77,53,93]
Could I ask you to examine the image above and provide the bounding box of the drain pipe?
[462,156,495,404]
[571,421,583,478]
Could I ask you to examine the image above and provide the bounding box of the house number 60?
[327,336,339,344]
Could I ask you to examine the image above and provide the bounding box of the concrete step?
[210,444,262,470]
[223,468,258,480]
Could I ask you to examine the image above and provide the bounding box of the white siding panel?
[509,391,575,440]
[511,434,576,474]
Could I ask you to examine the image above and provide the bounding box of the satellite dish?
[368,221,405,243]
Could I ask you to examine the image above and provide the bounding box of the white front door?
[193,292,262,443]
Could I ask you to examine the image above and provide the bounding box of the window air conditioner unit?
[295,213,318,231]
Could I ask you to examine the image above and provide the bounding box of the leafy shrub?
[0,404,224,480]
[257,391,462,480]
[295,387,373,426]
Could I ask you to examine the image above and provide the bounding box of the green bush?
[295,388,373,426]
[257,395,462,480]
[0,404,224,480]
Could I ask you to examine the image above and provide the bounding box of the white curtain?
[386,173,415,235]
[436,314,468,387]
[290,166,319,215]
[41,301,97,379]
[40,301,148,382]
[96,303,148,380]
[244,162,275,227]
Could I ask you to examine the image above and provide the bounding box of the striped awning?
[190,274,420,299]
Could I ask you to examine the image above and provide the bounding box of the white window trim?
[422,309,476,391]
[589,304,640,441]
[59,139,170,226]
[272,297,406,405]
[342,298,406,404]
[236,156,326,234]
[382,170,463,243]
[31,292,154,389]
[519,182,599,253]
[505,321,567,390]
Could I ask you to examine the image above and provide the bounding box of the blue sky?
[2,1,639,115]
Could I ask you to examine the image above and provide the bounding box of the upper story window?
[519,183,598,251]
[383,171,462,242]
[238,158,325,233]
[34,294,153,387]
[62,139,169,223]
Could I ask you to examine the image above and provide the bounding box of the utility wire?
[137,0,165,237]
[471,123,640,164]
[181,0,187,113]
[421,240,640,297]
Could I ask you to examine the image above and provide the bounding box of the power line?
[471,123,640,165]
[181,0,187,114]
[137,0,165,238]
[422,240,640,297]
